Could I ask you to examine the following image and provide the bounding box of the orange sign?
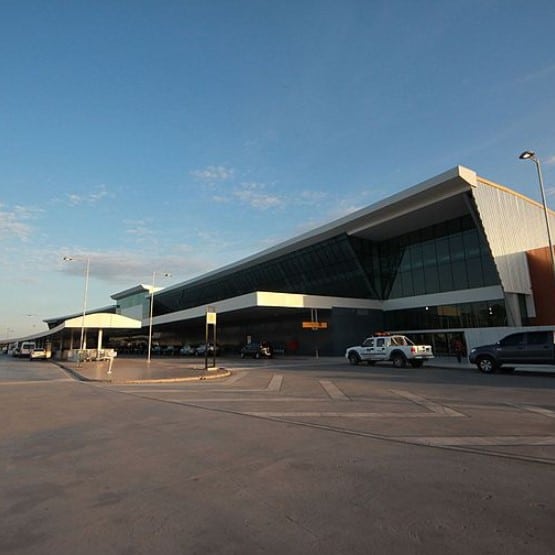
[302,321,328,329]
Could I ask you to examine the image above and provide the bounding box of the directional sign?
[302,321,328,329]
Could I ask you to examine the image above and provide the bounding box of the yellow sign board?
[302,321,328,329]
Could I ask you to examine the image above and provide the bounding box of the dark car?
[240,342,273,359]
[195,343,220,356]
[469,330,555,373]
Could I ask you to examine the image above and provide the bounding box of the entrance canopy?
[5,313,142,344]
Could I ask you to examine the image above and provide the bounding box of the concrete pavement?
[56,354,477,383]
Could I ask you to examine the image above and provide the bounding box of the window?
[526,332,550,345]
[499,333,525,347]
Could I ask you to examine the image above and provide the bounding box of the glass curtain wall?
[154,213,504,330]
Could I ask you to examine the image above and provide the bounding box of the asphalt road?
[1,355,554,554]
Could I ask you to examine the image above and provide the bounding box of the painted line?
[396,436,555,447]
[242,411,465,418]
[516,404,555,418]
[165,397,337,403]
[320,380,350,400]
[267,374,283,392]
[391,389,465,417]
[223,371,249,384]
[0,378,72,385]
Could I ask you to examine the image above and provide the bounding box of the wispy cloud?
[230,183,284,210]
[65,185,110,206]
[123,219,156,240]
[519,63,555,84]
[0,204,42,241]
[544,154,555,166]
[297,190,328,205]
[191,166,234,182]
[58,247,213,284]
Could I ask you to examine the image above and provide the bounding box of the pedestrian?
[453,338,464,363]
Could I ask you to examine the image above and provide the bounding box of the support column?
[97,329,103,358]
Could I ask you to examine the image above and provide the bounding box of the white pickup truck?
[345,334,434,368]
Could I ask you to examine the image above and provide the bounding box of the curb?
[54,361,232,384]
[123,369,232,384]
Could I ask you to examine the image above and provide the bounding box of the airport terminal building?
[6,166,555,358]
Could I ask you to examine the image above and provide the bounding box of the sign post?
[301,309,328,358]
[205,307,217,370]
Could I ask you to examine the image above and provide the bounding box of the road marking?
[515,404,555,418]
[223,371,249,384]
[267,374,283,392]
[242,411,466,418]
[320,380,350,400]
[397,436,555,446]
[391,389,465,417]
[0,378,72,385]
[165,397,332,403]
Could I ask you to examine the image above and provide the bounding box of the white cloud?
[0,204,42,241]
[519,63,555,84]
[123,219,156,240]
[297,190,328,205]
[191,166,234,182]
[58,247,213,285]
[544,155,555,166]
[232,182,284,210]
[65,185,110,206]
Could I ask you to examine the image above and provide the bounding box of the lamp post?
[519,151,555,284]
[147,271,171,363]
[63,256,90,353]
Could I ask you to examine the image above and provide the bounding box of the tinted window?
[526,332,550,345]
[500,333,525,346]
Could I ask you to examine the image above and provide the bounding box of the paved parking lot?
[1,355,554,554]
[109,357,555,464]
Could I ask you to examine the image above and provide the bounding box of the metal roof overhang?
[13,313,142,342]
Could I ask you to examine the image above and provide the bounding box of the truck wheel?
[477,356,496,374]
[392,353,407,368]
[410,360,423,368]
[348,352,360,365]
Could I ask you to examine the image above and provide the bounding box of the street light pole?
[63,256,90,354]
[147,271,171,364]
[519,151,555,285]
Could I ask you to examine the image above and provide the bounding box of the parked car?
[162,345,177,356]
[240,342,273,359]
[345,334,433,368]
[469,330,555,373]
[195,344,220,356]
[30,348,50,360]
[179,345,196,356]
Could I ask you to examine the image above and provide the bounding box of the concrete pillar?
[97,329,103,358]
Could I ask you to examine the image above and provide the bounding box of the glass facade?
[116,292,150,319]
[154,213,504,329]
[156,234,378,313]
[360,215,499,299]
[385,300,506,330]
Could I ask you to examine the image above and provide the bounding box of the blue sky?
[1,0,555,338]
